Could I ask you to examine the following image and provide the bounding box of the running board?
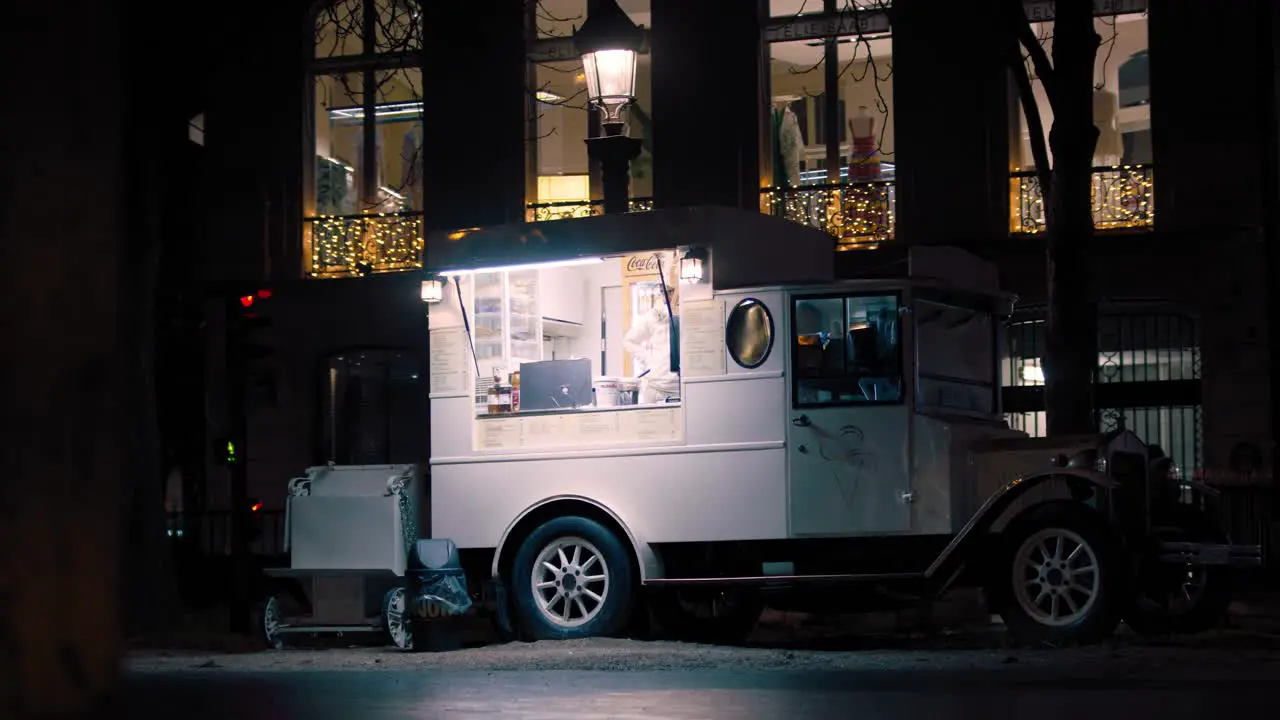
[643,572,923,588]
[1157,541,1263,567]
[274,624,381,634]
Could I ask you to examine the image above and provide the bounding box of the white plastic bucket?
[594,377,621,407]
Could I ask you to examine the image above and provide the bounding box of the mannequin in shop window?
[1093,89,1123,167]
[624,285,680,405]
[847,105,881,182]
[772,97,804,188]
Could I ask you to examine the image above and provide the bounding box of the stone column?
[1148,0,1264,232]
[650,0,764,210]
[890,0,1010,243]
[422,0,528,230]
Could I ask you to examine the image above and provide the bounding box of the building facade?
[190,0,1277,548]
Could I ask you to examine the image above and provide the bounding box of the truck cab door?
[786,291,912,536]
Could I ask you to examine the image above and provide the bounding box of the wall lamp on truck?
[420,274,446,303]
[679,246,708,285]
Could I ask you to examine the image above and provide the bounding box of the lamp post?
[576,0,644,215]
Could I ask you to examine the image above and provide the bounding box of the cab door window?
[792,293,903,407]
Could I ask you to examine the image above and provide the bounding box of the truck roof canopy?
[424,205,836,290]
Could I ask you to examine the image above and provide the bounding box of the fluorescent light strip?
[536,90,564,103]
[323,155,355,172]
[439,257,603,277]
[329,101,424,120]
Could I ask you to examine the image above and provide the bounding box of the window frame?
[789,290,905,410]
[317,345,426,466]
[912,296,1000,421]
[726,297,776,370]
[304,0,425,277]
[763,3,895,187]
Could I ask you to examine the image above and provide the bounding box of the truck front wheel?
[510,516,635,640]
[990,501,1126,646]
[1125,505,1232,636]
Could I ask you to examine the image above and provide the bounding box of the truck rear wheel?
[990,501,1126,646]
[510,516,634,640]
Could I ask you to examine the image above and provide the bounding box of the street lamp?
[576,0,645,215]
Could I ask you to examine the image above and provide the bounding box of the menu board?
[679,300,727,377]
[618,408,682,442]
[429,327,469,394]
[478,418,521,450]
[473,406,684,452]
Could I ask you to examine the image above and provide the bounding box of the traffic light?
[228,288,274,364]
[246,497,263,543]
[213,436,238,465]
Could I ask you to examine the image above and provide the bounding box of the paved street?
[125,635,1280,719]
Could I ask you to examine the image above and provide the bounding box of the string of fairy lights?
[1012,164,1155,234]
[307,212,424,278]
[303,168,1150,278]
[761,182,896,250]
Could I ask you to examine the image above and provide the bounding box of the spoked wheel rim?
[530,535,610,628]
[262,596,281,646]
[385,587,412,649]
[1012,527,1102,627]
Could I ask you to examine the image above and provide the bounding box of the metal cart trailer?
[257,464,422,649]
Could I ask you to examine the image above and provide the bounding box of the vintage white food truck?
[266,205,1261,649]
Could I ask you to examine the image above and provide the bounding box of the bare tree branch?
[1010,42,1052,193]
[1004,0,1058,106]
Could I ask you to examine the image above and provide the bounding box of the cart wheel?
[649,587,763,645]
[990,501,1126,646]
[254,595,285,650]
[510,516,634,640]
[1125,505,1232,636]
[382,587,414,650]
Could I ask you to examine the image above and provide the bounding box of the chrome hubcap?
[386,587,411,649]
[263,596,280,645]
[1013,528,1101,627]
[531,536,609,628]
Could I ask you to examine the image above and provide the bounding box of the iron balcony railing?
[760,180,896,249]
[1010,164,1154,234]
[304,211,425,278]
[525,197,655,221]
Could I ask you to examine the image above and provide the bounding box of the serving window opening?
[792,293,903,407]
[439,251,686,451]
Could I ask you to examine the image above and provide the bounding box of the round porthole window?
[726,298,774,369]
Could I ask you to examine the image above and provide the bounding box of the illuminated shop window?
[1009,10,1154,233]
[306,0,424,278]
[763,1,896,247]
[527,1,654,220]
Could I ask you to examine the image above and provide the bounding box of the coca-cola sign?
[625,255,661,273]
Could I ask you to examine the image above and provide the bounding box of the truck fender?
[489,494,664,582]
[924,468,1116,587]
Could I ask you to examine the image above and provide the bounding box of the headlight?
[1065,448,1105,472]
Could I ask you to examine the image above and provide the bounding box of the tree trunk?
[0,1,128,716]
[1043,3,1101,436]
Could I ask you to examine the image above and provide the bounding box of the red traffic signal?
[237,289,272,309]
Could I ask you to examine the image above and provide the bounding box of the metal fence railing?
[166,510,287,557]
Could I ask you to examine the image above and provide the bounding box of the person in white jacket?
[624,301,680,404]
